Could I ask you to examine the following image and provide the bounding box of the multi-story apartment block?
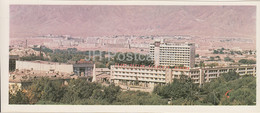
[149,41,195,68]
[110,64,256,88]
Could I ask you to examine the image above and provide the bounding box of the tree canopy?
[238,59,256,64]
[10,72,255,105]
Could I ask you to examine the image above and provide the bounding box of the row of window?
[113,71,166,77]
[159,47,190,49]
[159,60,190,62]
[208,74,218,78]
[115,68,166,72]
[113,75,166,81]
[159,49,190,51]
[191,75,199,78]
[193,79,199,82]
[161,57,191,59]
[113,67,256,77]
[159,62,190,65]
[158,51,190,53]
[159,55,190,57]
[247,71,254,74]
[116,68,147,71]
[159,60,190,63]
[159,63,190,67]
[219,69,228,72]
[247,68,254,70]
[190,71,200,74]
[205,68,255,74]
[159,57,190,59]
[208,70,218,73]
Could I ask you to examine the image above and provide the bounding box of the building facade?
[149,41,195,68]
[16,60,73,73]
[73,60,94,76]
[110,64,256,88]
[9,55,19,72]
[15,60,95,77]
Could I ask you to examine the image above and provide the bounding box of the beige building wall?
[202,66,256,83]
[110,65,168,87]
[16,61,73,73]
[110,65,256,90]
[110,65,191,88]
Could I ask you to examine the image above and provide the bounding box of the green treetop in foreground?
[10,71,255,105]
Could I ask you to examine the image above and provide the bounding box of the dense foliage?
[32,47,53,53]
[9,78,166,105]
[31,47,153,68]
[224,57,234,62]
[10,71,256,105]
[153,75,201,105]
[153,71,255,105]
[213,49,224,54]
[202,73,256,105]
[238,59,256,64]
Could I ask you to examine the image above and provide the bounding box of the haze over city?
[10,5,255,38]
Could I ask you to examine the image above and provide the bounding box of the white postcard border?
[1,0,260,113]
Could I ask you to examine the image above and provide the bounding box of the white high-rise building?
[149,40,195,67]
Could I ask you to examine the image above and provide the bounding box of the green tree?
[230,51,234,55]
[239,59,256,64]
[60,79,102,104]
[213,50,219,54]
[221,71,240,82]
[224,57,234,62]
[153,76,199,105]
[209,57,215,61]
[41,80,65,102]
[9,90,29,104]
[195,54,199,58]
[207,63,218,68]
[201,72,255,105]
[103,84,121,103]
[199,61,205,68]
[115,91,167,105]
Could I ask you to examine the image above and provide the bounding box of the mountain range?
[10,5,256,38]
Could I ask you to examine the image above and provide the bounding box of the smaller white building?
[16,60,73,74]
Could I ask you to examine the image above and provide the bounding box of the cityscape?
[9,5,256,105]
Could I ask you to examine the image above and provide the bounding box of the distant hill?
[10,5,256,38]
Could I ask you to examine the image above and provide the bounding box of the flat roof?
[17,60,71,65]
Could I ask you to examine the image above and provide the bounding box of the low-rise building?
[110,64,256,89]
[15,59,94,77]
[16,60,73,74]
[73,59,94,76]
[9,55,19,72]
